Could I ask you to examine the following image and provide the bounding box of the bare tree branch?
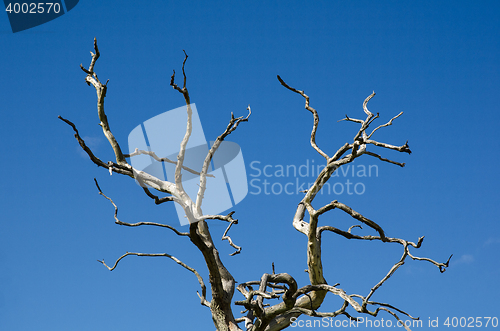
[80,38,127,165]
[94,178,189,236]
[170,50,189,93]
[222,219,242,256]
[196,106,251,211]
[363,150,406,167]
[408,252,453,273]
[366,139,412,154]
[58,116,108,168]
[277,75,329,161]
[98,251,210,307]
[195,212,244,256]
[60,115,179,195]
[316,200,386,240]
[351,92,377,142]
[362,91,376,116]
[338,114,364,124]
[364,252,407,304]
[59,115,136,177]
[367,111,404,139]
[141,185,175,205]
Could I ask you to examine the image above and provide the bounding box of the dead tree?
[60,39,451,331]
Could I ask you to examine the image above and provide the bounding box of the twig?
[367,111,404,139]
[363,150,406,167]
[141,186,175,205]
[317,200,386,240]
[80,38,127,165]
[338,114,364,124]
[277,75,329,160]
[222,218,242,256]
[58,116,107,167]
[94,178,189,236]
[169,51,193,199]
[195,106,251,210]
[170,50,190,99]
[362,91,376,116]
[98,251,210,307]
[366,139,412,154]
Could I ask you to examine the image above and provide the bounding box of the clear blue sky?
[1,1,499,330]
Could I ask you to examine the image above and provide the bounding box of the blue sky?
[1,1,499,330]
